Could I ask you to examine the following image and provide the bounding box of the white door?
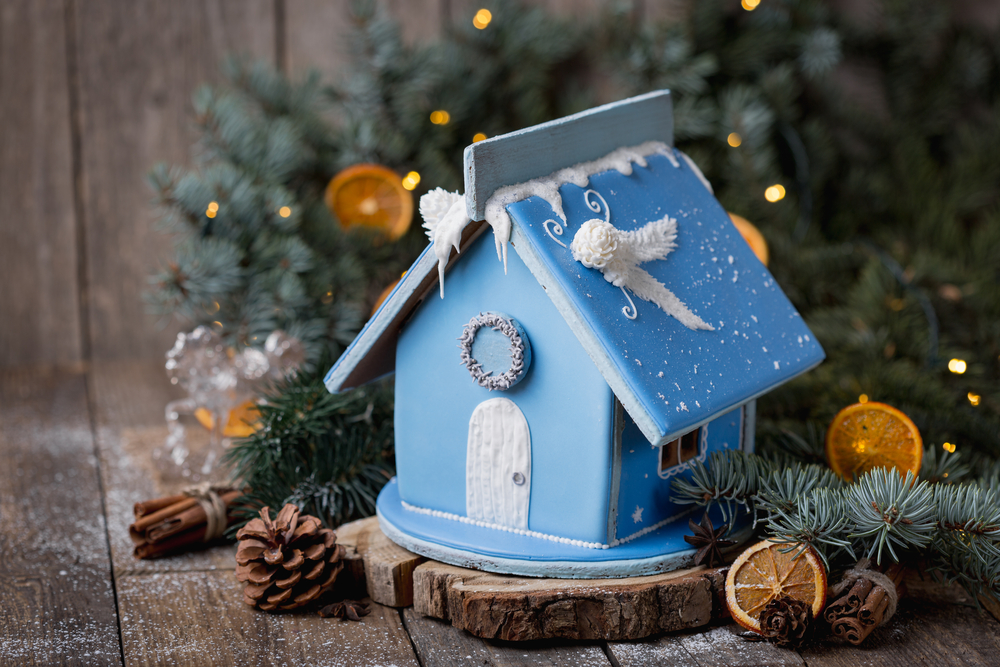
[466,397,531,530]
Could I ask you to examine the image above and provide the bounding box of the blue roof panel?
[505,152,825,443]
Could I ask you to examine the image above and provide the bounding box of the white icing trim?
[676,149,713,194]
[457,313,527,391]
[402,497,695,550]
[416,143,702,300]
[584,189,611,224]
[543,218,568,247]
[380,507,755,579]
[418,188,471,299]
[403,500,608,549]
[613,506,696,546]
[657,424,710,480]
[483,141,674,274]
[619,287,638,320]
[465,397,531,530]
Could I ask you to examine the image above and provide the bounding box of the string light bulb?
[948,358,967,374]
[968,392,981,406]
[727,132,742,147]
[430,110,451,125]
[473,9,492,29]
[764,184,786,202]
[943,442,956,453]
[473,132,488,143]
[401,171,421,191]
[278,206,291,218]
[742,0,760,10]
[206,201,219,218]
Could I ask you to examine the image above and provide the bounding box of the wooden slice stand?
[336,517,730,641]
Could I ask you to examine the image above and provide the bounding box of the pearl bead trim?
[400,500,692,550]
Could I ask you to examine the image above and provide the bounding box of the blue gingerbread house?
[325,91,825,578]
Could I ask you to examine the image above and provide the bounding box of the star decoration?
[632,505,644,523]
[318,599,372,621]
[683,514,735,568]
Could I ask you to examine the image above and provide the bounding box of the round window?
[458,312,531,391]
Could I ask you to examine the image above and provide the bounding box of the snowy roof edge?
[465,90,673,221]
[328,91,677,394]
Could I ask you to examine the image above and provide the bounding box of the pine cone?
[235,504,345,612]
[758,596,814,648]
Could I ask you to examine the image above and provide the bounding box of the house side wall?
[613,403,747,542]
[394,232,617,544]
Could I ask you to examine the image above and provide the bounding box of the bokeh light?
[764,184,786,202]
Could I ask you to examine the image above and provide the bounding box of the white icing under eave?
[483,141,678,272]
[419,188,467,298]
[418,141,712,298]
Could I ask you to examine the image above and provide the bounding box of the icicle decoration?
[419,188,471,298]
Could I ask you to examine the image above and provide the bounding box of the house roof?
[325,91,825,447]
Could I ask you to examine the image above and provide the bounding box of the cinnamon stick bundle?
[129,488,242,559]
[823,559,905,645]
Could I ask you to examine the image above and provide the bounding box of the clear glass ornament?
[160,327,304,476]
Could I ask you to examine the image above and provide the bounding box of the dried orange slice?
[325,164,413,241]
[825,401,922,482]
[726,540,827,633]
[195,400,260,438]
[729,213,769,266]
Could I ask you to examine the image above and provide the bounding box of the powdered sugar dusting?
[118,571,420,666]
[0,369,120,661]
[104,424,234,574]
[611,624,800,666]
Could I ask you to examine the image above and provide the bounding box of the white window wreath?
[458,312,530,391]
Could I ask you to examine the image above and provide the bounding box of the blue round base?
[376,478,752,579]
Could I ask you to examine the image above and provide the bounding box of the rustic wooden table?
[3,361,999,666]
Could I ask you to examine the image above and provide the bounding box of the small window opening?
[659,428,701,474]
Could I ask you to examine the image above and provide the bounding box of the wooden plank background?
[5,360,997,664]
[2,4,1000,665]
[0,367,120,665]
[2,0,998,368]
[0,0,686,369]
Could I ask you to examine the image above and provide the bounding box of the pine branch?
[763,487,855,570]
[678,448,1000,601]
[670,451,770,524]
[223,361,394,532]
[920,445,971,484]
[846,469,937,565]
[755,462,843,518]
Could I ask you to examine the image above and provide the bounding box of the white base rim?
[377,507,753,579]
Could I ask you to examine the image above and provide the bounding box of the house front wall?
[394,231,617,545]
